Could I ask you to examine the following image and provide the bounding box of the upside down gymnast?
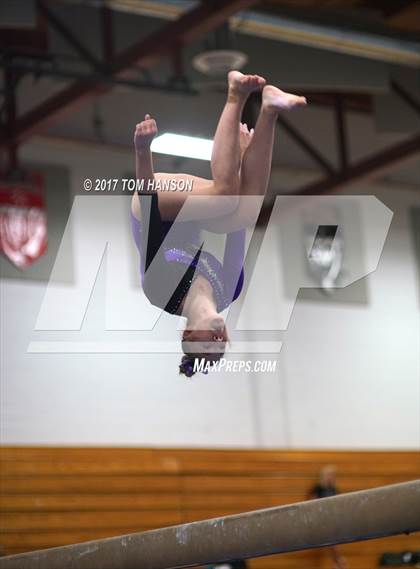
[131,71,307,377]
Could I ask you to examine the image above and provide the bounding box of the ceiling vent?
[192,49,248,77]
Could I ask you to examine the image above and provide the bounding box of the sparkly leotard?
[131,194,244,314]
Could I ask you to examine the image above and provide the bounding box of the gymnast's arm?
[131,116,213,312]
[131,115,170,305]
[131,114,156,222]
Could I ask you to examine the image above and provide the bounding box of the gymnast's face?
[182,316,228,355]
[321,467,336,485]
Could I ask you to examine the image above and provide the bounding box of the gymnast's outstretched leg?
[201,82,307,233]
[210,70,265,195]
[240,85,306,195]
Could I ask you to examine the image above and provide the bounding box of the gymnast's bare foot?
[262,85,307,112]
[228,70,266,99]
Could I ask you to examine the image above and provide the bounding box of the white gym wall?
[1,137,418,449]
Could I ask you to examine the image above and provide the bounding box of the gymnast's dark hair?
[179,341,227,378]
[179,355,201,378]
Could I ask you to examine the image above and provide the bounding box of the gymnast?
[131,71,306,377]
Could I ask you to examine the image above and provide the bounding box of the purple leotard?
[131,194,244,314]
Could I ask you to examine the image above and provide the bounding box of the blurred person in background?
[308,466,347,569]
[309,465,339,499]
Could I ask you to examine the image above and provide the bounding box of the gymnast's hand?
[134,114,158,151]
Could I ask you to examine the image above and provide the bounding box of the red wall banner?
[0,172,48,269]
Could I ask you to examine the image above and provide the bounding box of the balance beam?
[1,481,419,569]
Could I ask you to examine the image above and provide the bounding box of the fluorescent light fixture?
[151,133,213,161]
